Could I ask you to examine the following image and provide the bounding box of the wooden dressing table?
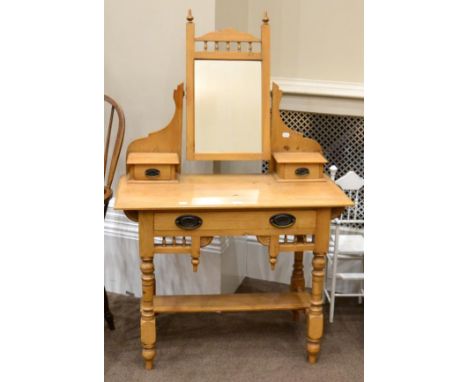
[114,11,352,370]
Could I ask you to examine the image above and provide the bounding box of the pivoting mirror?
[186,11,271,160]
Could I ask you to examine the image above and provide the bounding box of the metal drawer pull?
[145,168,160,177]
[269,213,296,228]
[175,215,203,230]
[295,167,310,176]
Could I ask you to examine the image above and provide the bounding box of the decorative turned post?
[191,236,201,272]
[307,209,331,364]
[268,235,279,270]
[186,9,195,159]
[261,10,271,153]
[290,245,305,320]
[139,211,156,370]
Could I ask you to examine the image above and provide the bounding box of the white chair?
[324,165,364,323]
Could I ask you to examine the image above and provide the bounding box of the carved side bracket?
[152,235,213,272]
[126,83,184,172]
[270,82,323,172]
[256,234,315,270]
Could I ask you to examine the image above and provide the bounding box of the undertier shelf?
[153,292,310,313]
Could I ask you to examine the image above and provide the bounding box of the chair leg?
[104,288,115,330]
[329,226,340,323]
[358,257,364,304]
[329,256,337,323]
[104,202,115,330]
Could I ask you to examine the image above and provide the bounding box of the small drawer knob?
[295,167,310,176]
[269,213,296,228]
[145,168,160,177]
[175,215,203,230]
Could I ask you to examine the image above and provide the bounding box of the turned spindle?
[191,236,201,272]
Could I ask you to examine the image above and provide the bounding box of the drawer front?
[132,164,176,181]
[153,210,317,236]
[278,163,323,180]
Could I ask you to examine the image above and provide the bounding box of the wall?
[105,0,215,182]
[219,0,364,83]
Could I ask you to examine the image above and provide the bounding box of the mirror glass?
[194,60,262,154]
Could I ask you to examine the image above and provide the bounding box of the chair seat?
[336,272,364,281]
[329,233,364,254]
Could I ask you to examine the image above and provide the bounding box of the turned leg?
[307,210,331,364]
[290,249,305,321]
[139,212,156,370]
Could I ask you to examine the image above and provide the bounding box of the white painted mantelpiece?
[272,77,364,116]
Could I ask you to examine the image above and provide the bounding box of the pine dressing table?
[114,11,353,370]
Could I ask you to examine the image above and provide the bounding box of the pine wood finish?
[153,292,310,313]
[113,11,353,370]
[273,152,328,181]
[186,11,270,160]
[115,173,352,368]
[126,83,184,174]
[127,153,180,181]
[269,82,323,173]
[114,174,352,211]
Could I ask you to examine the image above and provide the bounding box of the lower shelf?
[153,292,310,313]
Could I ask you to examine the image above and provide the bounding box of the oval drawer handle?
[295,167,310,176]
[175,215,203,230]
[145,168,160,177]
[269,213,296,228]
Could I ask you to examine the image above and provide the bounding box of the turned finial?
[187,9,194,22]
[262,11,269,24]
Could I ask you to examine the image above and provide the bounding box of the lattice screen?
[263,111,364,220]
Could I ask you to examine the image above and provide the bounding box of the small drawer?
[273,152,327,181]
[132,164,176,181]
[280,163,322,180]
[127,152,179,182]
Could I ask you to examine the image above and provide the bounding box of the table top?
[114,174,353,211]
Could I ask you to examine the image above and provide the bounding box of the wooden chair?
[324,166,364,323]
[104,94,126,330]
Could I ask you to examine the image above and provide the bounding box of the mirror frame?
[185,12,271,161]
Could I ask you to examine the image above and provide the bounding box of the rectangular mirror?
[186,20,271,161]
[194,60,262,155]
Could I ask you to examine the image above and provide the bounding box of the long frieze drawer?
[153,210,316,236]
